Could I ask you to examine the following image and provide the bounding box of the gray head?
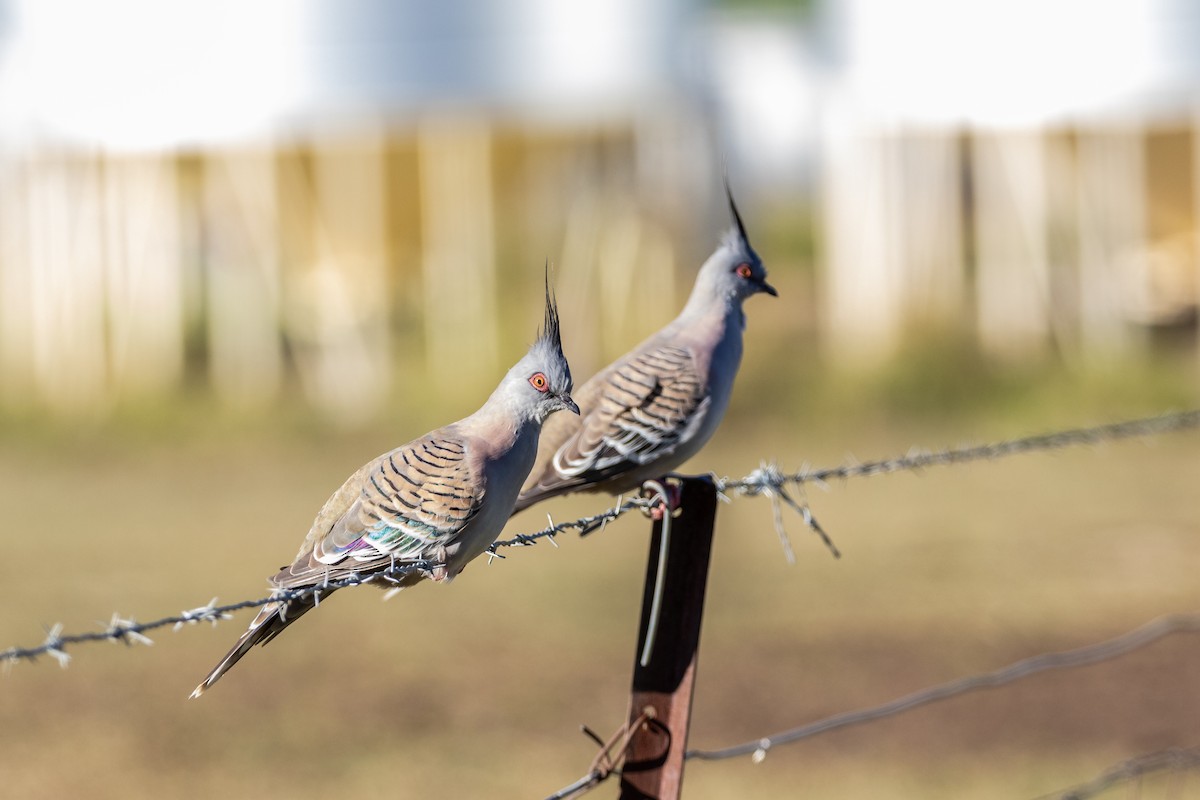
[686,181,778,313]
[507,265,578,422]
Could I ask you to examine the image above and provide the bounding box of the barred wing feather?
[517,344,707,509]
[277,433,484,588]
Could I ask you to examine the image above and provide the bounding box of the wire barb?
[172,599,228,632]
[731,461,841,562]
[105,614,154,648]
[43,624,69,668]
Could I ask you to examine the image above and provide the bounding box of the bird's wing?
[518,343,707,506]
[277,432,485,588]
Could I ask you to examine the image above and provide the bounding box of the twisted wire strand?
[720,409,1200,493]
[0,561,432,668]
[0,495,660,668]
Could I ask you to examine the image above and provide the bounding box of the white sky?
[832,0,1200,126]
[1,0,1198,151]
[0,0,308,150]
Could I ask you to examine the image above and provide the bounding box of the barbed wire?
[721,409,1200,491]
[3,408,1197,671]
[0,491,658,668]
[718,409,1200,561]
[0,560,432,669]
[544,611,1200,800]
[488,494,655,553]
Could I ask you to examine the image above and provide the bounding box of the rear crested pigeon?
[192,270,577,697]
[513,183,775,514]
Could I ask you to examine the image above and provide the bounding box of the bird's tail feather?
[189,596,317,699]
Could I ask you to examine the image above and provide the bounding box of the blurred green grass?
[1,358,1199,799]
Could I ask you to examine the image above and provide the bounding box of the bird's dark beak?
[759,279,778,297]
[560,393,580,415]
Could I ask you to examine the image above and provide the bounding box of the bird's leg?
[427,545,451,582]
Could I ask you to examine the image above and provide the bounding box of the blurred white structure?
[0,0,691,147]
[826,0,1200,127]
[0,0,1198,420]
[0,0,703,419]
[812,0,1200,362]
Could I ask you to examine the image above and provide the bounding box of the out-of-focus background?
[1,1,1198,798]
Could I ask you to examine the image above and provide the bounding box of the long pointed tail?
[189,596,317,698]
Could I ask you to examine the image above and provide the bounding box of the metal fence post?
[619,476,719,800]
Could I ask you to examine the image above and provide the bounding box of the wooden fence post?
[619,476,719,800]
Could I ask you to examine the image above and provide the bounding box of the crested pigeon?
[513,185,775,514]
[192,275,577,697]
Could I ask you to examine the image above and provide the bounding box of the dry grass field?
[2,383,1199,799]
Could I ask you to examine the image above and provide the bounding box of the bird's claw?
[641,478,682,521]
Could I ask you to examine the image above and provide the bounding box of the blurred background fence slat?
[305,127,391,422]
[973,130,1054,358]
[104,155,186,400]
[1075,127,1146,358]
[418,114,500,399]
[202,147,283,410]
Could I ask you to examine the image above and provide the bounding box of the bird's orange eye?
[529,372,549,392]
[735,263,753,279]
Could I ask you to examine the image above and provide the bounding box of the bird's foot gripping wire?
[640,476,683,522]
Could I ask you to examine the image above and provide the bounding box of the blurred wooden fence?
[820,121,1200,364]
[0,120,1198,421]
[0,124,685,422]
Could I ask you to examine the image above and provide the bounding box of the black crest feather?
[539,260,563,353]
[724,173,750,244]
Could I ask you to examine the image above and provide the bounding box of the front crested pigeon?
[513,183,775,514]
[192,271,577,698]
